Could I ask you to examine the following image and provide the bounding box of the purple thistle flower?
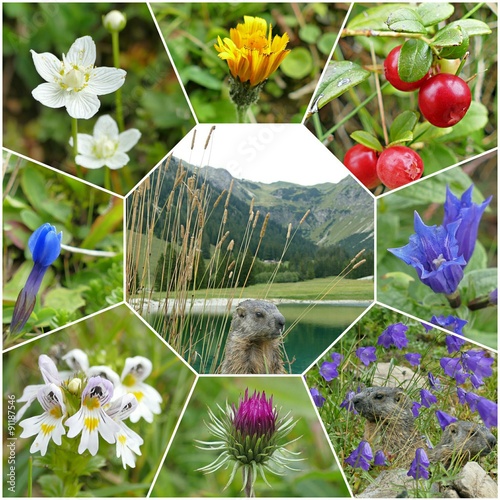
[407,448,430,480]
[345,440,373,471]
[232,390,277,438]
[319,361,339,382]
[420,389,437,408]
[445,334,466,354]
[356,346,377,366]
[405,352,421,367]
[477,397,497,429]
[374,450,387,466]
[440,357,469,385]
[377,323,409,349]
[310,388,326,408]
[436,410,458,430]
[388,212,466,295]
[11,223,62,334]
[412,401,422,418]
[428,372,441,390]
[457,387,467,404]
[431,315,468,335]
[443,185,491,264]
[340,390,358,414]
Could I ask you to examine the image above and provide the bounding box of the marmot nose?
[276,315,285,331]
[488,433,497,448]
[352,393,362,409]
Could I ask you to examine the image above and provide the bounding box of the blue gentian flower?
[377,323,409,349]
[345,440,373,471]
[405,352,421,366]
[374,450,387,466]
[477,397,497,429]
[443,185,491,263]
[356,346,377,366]
[436,410,458,430]
[407,448,430,480]
[388,212,466,295]
[420,389,437,408]
[10,223,62,334]
[310,388,326,408]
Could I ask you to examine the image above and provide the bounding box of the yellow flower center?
[132,390,144,402]
[83,395,101,410]
[49,406,63,419]
[62,67,87,91]
[84,416,99,431]
[41,423,56,436]
[118,434,127,445]
[122,373,137,387]
[94,137,118,159]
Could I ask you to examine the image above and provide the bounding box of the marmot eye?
[374,393,384,400]
[255,311,264,318]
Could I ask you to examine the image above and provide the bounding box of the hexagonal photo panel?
[151,3,345,123]
[3,304,196,497]
[150,376,349,497]
[377,151,497,349]
[306,304,497,498]
[305,3,497,194]
[126,124,374,374]
[3,2,195,195]
[3,152,123,348]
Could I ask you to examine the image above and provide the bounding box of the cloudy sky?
[172,124,349,186]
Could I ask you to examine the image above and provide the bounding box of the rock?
[452,461,498,498]
[373,363,424,388]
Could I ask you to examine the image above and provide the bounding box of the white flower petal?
[98,411,120,443]
[66,36,96,67]
[117,129,141,153]
[80,427,99,456]
[121,356,153,383]
[30,428,52,455]
[19,415,45,438]
[32,83,67,109]
[87,67,126,95]
[72,134,95,155]
[30,50,61,83]
[62,349,89,372]
[39,355,61,385]
[65,410,84,438]
[75,154,107,169]
[94,115,119,139]
[106,152,129,170]
[65,91,100,119]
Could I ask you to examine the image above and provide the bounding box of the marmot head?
[232,300,285,341]
[352,386,411,422]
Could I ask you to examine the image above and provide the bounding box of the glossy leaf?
[347,4,407,30]
[387,8,427,34]
[431,25,463,47]
[416,3,454,26]
[419,144,458,174]
[389,110,419,143]
[350,130,384,152]
[447,19,492,37]
[398,39,432,82]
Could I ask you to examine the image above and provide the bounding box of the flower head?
[70,115,140,170]
[445,334,466,354]
[477,397,497,429]
[440,357,469,385]
[374,449,388,466]
[436,410,458,430]
[407,448,430,480]
[356,346,377,366]
[412,401,422,418]
[377,323,409,349]
[29,223,62,267]
[319,352,343,381]
[345,440,373,471]
[405,352,421,367]
[103,10,127,32]
[31,36,126,119]
[340,390,358,414]
[428,371,441,390]
[309,388,326,408]
[389,212,466,294]
[214,16,290,87]
[431,315,468,335]
[197,389,301,491]
[420,389,437,408]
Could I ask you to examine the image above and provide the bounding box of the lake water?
[146,301,369,374]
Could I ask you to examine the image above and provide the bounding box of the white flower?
[119,356,162,423]
[106,394,144,469]
[103,10,127,32]
[62,348,89,372]
[65,376,120,456]
[87,365,121,389]
[30,36,126,119]
[18,384,66,456]
[69,115,141,170]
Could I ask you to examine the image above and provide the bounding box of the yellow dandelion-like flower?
[215,16,290,87]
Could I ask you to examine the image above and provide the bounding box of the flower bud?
[68,377,82,394]
[103,10,127,32]
[29,223,62,267]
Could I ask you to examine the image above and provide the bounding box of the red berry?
[376,146,424,189]
[384,45,431,92]
[418,74,471,128]
[343,144,381,189]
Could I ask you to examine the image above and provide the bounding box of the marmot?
[219,300,286,374]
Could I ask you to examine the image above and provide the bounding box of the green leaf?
[347,4,407,30]
[387,130,413,146]
[398,39,432,82]
[280,47,314,79]
[389,110,419,143]
[80,199,123,250]
[44,286,89,313]
[416,3,454,26]
[299,25,321,44]
[350,130,384,152]
[465,241,487,274]
[461,268,497,302]
[439,26,469,58]
[431,25,463,47]
[418,143,458,174]
[317,33,337,55]
[314,61,370,109]
[386,8,427,34]
[180,66,222,90]
[437,101,488,142]
[39,475,64,497]
[447,19,492,37]
[19,209,44,230]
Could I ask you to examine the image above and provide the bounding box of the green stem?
[71,118,81,177]
[104,168,111,191]
[462,2,484,20]
[28,456,33,497]
[111,30,124,131]
[236,105,249,123]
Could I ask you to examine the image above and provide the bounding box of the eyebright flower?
[356,346,377,366]
[62,348,90,372]
[436,410,458,430]
[388,212,466,295]
[407,448,430,480]
[118,356,162,423]
[405,352,421,367]
[214,16,290,87]
[443,185,491,263]
[345,440,373,471]
[377,323,409,349]
[18,384,66,455]
[309,388,326,408]
[10,223,62,335]
[31,36,126,119]
[69,115,141,170]
[196,389,301,491]
[420,389,437,408]
[374,450,388,466]
[65,376,120,455]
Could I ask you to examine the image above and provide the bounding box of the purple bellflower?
[377,323,409,349]
[310,388,326,408]
[436,410,458,430]
[319,352,344,382]
[477,397,497,429]
[374,450,387,466]
[405,352,421,367]
[440,357,469,385]
[420,389,437,408]
[11,223,62,334]
[431,315,468,334]
[407,448,430,480]
[340,390,358,414]
[345,440,373,471]
[412,401,422,418]
[356,346,377,366]
[428,372,441,390]
[388,212,466,295]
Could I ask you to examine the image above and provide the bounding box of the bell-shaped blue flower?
[443,185,491,263]
[407,448,430,480]
[389,212,466,295]
[10,224,62,335]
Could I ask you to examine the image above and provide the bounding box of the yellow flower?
[215,16,290,87]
